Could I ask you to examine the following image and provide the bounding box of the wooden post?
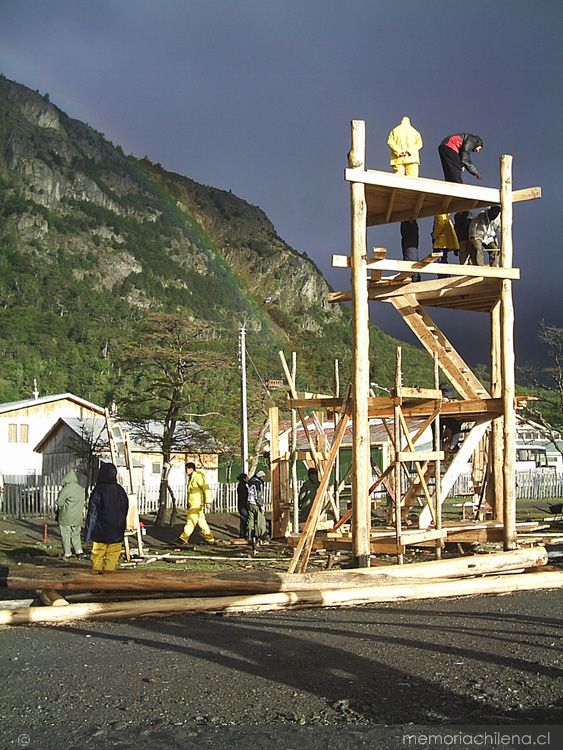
[288,393,352,573]
[488,300,504,520]
[269,406,282,537]
[500,155,517,550]
[433,353,442,559]
[349,119,371,568]
[393,348,403,564]
[279,351,322,469]
[333,358,341,516]
[291,352,299,533]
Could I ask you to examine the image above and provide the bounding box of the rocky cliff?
[0,74,430,439]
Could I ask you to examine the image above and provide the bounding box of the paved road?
[1,590,562,749]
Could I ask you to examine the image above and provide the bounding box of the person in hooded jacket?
[180,462,215,545]
[438,133,483,183]
[387,116,423,176]
[432,213,460,265]
[247,470,268,548]
[298,467,320,523]
[85,462,129,571]
[56,468,86,560]
[236,472,249,539]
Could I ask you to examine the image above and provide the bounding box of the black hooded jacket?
[85,463,129,544]
[440,133,483,176]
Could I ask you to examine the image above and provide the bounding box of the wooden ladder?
[104,409,144,560]
[389,294,489,400]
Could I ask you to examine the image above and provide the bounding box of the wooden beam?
[349,119,372,568]
[385,190,396,222]
[500,155,517,550]
[279,351,322,470]
[38,589,69,607]
[4,547,548,590]
[3,570,561,624]
[332,255,520,280]
[418,421,491,528]
[397,450,444,462]
[512,187,542,202]
[269,406,282,538]
[288,396,505,420]
[288,393,352,573]
[489,300,503,521]
[345,167,502,202]
[413,191,425,218]
[344,166,540,206]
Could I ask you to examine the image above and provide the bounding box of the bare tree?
[119,313,230,526]
[520,322,563,457]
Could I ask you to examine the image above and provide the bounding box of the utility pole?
[239,325,249,475]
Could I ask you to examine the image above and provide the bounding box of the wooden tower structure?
[279,120,541,572]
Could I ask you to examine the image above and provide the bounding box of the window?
[7,423,29,443]
[152,462,161,474]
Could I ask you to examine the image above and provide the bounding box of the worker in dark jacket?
[85,462,129,571]
[298,467,320,523]
[400,220,421,282]
[236,472,249,538]
[438,133,483,183]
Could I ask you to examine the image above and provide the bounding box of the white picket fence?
[0,479,272,519]
[449,470,563,500]
[0,471,561,519]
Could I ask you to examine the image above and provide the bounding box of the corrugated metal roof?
[0,392,105,415]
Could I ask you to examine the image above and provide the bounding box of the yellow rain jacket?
[187,470,212,510]
[432,214,460,250]
[387,116,423,166]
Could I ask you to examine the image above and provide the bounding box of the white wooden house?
[0,393,105,479]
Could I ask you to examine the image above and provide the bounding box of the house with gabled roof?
[0,393,105,479]
[34,415,219,488]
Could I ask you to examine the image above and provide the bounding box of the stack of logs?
[1,547,561,626]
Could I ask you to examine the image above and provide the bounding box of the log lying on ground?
[1,569,562,625]
[0,547,548,594]
[38,589,69,607]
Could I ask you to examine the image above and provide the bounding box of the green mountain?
[0,74,432,446]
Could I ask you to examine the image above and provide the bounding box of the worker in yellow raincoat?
[179,462,215,544]
[432,213,460,264]
[387,116,423,176]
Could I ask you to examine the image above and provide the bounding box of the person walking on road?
[180,462,215,545]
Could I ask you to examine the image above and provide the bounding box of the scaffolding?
[271,120,542,572]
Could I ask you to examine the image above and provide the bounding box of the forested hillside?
[0,74,433,449]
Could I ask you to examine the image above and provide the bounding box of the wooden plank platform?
[286,521,547,554]
[344,167,541,226]
[287,396,505,421]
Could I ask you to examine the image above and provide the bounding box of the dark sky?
[1,0,561,370]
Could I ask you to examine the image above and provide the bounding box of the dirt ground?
[1,513,562,749]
